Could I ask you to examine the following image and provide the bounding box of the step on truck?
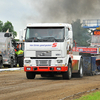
[24,23,83,79]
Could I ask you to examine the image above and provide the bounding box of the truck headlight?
[57,60,63,63]
[57,67,61,70]
[26,68,31,70]
[25,60,31,63]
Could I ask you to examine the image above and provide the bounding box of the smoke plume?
[24,0,100,23]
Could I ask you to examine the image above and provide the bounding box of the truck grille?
[36,60,51,66]
[36,51,51,57]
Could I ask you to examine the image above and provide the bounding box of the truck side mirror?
[4,33,12,37]
[19,29,24,41]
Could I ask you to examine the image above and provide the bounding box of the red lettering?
[52,43,57,47]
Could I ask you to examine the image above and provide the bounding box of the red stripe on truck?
[24,66,68,72]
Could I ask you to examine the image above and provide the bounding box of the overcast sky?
[1,0,100,38]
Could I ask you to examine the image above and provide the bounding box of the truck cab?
[24,23,83,79]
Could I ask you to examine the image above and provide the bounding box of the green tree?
[72,19,90,47]
[0,20,3,32]
[2,21,17,38]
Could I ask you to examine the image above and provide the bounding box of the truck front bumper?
[24,66,68,72]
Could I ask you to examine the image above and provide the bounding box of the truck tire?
[63,63,72,80]
[0,56,3,68]
[3,65,9,68]
[8,58,14,68]
[26,72,35,79]
[77,58,83,78]
[13,56,17,67]
[18,57,23,67]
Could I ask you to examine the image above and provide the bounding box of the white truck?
[24,23,83,79]
[0,32,17,68]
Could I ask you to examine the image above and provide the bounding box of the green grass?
[76,91,100,100]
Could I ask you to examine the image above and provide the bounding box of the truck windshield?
[91,35,100,43]
[25,27,64,42]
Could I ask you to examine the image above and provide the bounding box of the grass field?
[76,91,100,100]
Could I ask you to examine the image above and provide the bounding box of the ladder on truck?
[83,19,100,29]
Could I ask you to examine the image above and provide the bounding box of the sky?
[0,0,100,38]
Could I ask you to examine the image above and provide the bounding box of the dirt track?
[0,70,100,100]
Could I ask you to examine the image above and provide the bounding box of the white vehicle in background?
[0,32,17,68]
[24,23,83,80]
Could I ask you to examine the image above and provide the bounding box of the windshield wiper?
[53,38,59,42]
[26,37,42,42]
[26,37,60,42]
[43,37,59,42]
[25,37,35,42]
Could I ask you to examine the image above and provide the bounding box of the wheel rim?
[80,65,83,77]
[11,59,14,68]
[69,67,71,78]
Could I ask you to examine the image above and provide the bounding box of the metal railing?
[82,19,100,28]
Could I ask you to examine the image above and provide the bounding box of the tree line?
[0,20,17,38]
[72,19,90,47]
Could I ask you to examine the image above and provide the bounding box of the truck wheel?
[77,58,83,78]
[8,58,14,68]
[0,56,3,68]
[13,56,17,67]
[18,57,23,67]
[3,65,9,68]
[63,63,72,80]
[26,72,35,79]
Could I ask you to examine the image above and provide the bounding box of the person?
[34,33,38,37]
[15,43,21,54]
[56,31,63,39]
[48,29,54,37]
[49,33,54,37]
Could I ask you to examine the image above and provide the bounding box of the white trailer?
[0,32,17,68]
[24,23,83,79]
